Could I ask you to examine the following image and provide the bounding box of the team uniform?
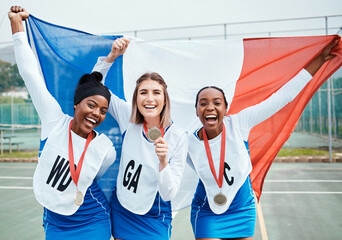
[13,32,116,240]
[188,69,312,238]
[93,59,188,240]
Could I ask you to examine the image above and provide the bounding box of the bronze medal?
[203,125,228,207]
[214,192,227,206]
[68,120,92,207]
[74,190,84,206]
[146,127,162,142]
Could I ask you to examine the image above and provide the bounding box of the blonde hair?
[130,72,171,128]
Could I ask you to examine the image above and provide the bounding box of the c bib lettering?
[223,162,234,186]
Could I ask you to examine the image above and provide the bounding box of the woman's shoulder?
[46,114,71,132]
[187,129,203,148]
[224,114,240,124]
[224,114,236,120]
[167,122,187,137]
[93,131,114,147]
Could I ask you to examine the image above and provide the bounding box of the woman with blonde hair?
[93,38,188,240]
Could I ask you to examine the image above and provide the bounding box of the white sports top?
[13,32,116,180]
[187,69,312,214]
[93,59,188,212]
[13,32,117,214]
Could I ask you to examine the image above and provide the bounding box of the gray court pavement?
[172,162,342,240]
[1,130,342,240]
[1,162,341,240]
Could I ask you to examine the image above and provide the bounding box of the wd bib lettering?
[33,116,113,215]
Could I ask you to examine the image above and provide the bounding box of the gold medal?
[146,127,162,142]
[74,190,84,206]
[214,192,227,206]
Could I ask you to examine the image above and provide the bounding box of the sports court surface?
[1,162,341,240]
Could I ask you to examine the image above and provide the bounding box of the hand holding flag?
[106,37,130,63]
[305,36,339,75]
[8,6,29,34]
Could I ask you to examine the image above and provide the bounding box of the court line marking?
[1,187,341,194]
[255,192,269,240]
[271,168,342,171]
[0,176,33,179]
[0,186,33,189]
[263,191,342,194]
[0,166,36,169]
[3,177,342,182]
[265,180,342,183]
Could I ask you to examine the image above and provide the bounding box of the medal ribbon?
[202,124,226,188]
[68,120,93,186]
[143,122,165,138]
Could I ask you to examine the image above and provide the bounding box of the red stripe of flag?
[228,35,342,200]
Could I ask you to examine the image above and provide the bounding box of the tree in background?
[0,59,24,92]
[0,96,25,104]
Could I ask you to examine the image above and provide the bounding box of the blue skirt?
[191,176,256,238]
[43,181,111,240]
[111,188,172,240]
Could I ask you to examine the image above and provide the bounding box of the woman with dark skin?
[187,37,339,240]
[9,6,116,240]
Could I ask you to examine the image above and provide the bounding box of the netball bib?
[33,116,113,215]
[117,123,184,215]
[188,116,252,214]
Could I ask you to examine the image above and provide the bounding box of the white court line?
[265,180,342,183]
[256,202,268,240]
[1,177,341,182]
[0,166,36,169]
[0,186,33,190]
[255,193,269,240]
[274,168,342,171]
[1,188,341,194]
[0,176,33,180]
[263,191,342,194]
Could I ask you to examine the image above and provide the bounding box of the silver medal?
[146,127,162,142]
[74,190,84,206]
[214,193,227,206]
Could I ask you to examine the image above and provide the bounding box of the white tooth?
[206,115,216,119]
[145,105,156,109]
[86,118,96,124]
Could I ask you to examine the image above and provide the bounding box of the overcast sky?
[1,0,341,45]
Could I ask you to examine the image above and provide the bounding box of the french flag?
[26,15,342,203]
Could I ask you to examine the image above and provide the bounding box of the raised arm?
[93,37,130,83]
[9,6,64,139]
[238,37,339,139]
[92,37,131,133]
[304,37,339,76]
[8,6,28,34]
[105,37,130,63]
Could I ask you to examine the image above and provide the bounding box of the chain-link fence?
[297,70,342,139]
[0,102,39,126]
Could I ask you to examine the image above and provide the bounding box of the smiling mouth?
[85,117,97,126]
[144,105,157,110]
[205,115,217,123]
